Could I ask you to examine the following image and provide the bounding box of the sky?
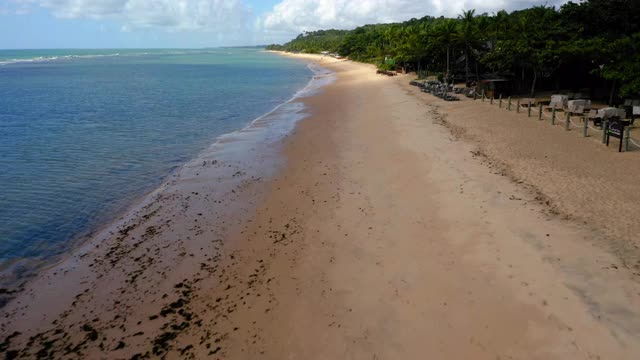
[0,0,571,49]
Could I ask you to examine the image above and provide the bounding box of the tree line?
[266,0,640,102]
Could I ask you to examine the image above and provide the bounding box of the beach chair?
[573,105,585,114]
[632,105,640,125]
[589,108,625,127]
[549,95,568,110]
[597,107,626,120]
[567,99,591,114]
[587,110,601,127]
[622,99,639,123]
[519,98,536,108]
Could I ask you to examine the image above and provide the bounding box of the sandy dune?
[1,55,640,359]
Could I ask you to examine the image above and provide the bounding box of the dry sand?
[266,50,345,64]
[1,54,640,359]
[403,89,640,268]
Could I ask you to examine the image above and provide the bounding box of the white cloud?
[260,0,571,36]
[10,0,252,32]
[4,0,572,45]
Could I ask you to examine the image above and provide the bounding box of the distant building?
[477,79,511,98]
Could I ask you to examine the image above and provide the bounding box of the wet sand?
[2,55,640,359]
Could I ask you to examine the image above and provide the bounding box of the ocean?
[0,48,320,283]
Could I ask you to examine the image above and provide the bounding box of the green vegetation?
[266,29,349,53]
[266,0,640,101]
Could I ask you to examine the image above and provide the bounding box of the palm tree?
[458,9,477,82]
[492,10,509,42]
[435,19,458,81]
[473,14,491,81]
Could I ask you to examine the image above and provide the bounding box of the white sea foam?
[0,52,124,66]
[243,62,336,130]
[0,50,223,66]
[195,61,335,158]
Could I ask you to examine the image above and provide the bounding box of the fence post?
[552,108,556,125]
[565,112,571,130]
[583,116,588,137]
[474,91,477,100]
[528,100,532,117]
[538,105,543,120]
[499,94,503,108]
[482,90,485,102]
[625,126,631,151]
[508,97,512,111]
[491,96,494,105]
[602,120,609,144]
[516,99,520,113]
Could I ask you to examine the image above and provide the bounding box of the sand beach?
[2,54,640,359]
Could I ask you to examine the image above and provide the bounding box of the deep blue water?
[0,48,312,274]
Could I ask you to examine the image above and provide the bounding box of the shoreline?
[0,54,328,301]
[2,53,640,359]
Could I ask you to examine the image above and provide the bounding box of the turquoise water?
[0,48,313,279]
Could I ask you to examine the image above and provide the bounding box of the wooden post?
[508,97,512,111]
[474,91,477,100]
[516,99,520,113]
[602,120,609,144]
[528,100,532,117]
[499,94,503,108]
[491,96,494,105]
[482,90,485,102]
[552,108,556,125]
[565,112,570,130]
[583,116,588,137]
[538,105,543,120]
[625,126,631,151]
